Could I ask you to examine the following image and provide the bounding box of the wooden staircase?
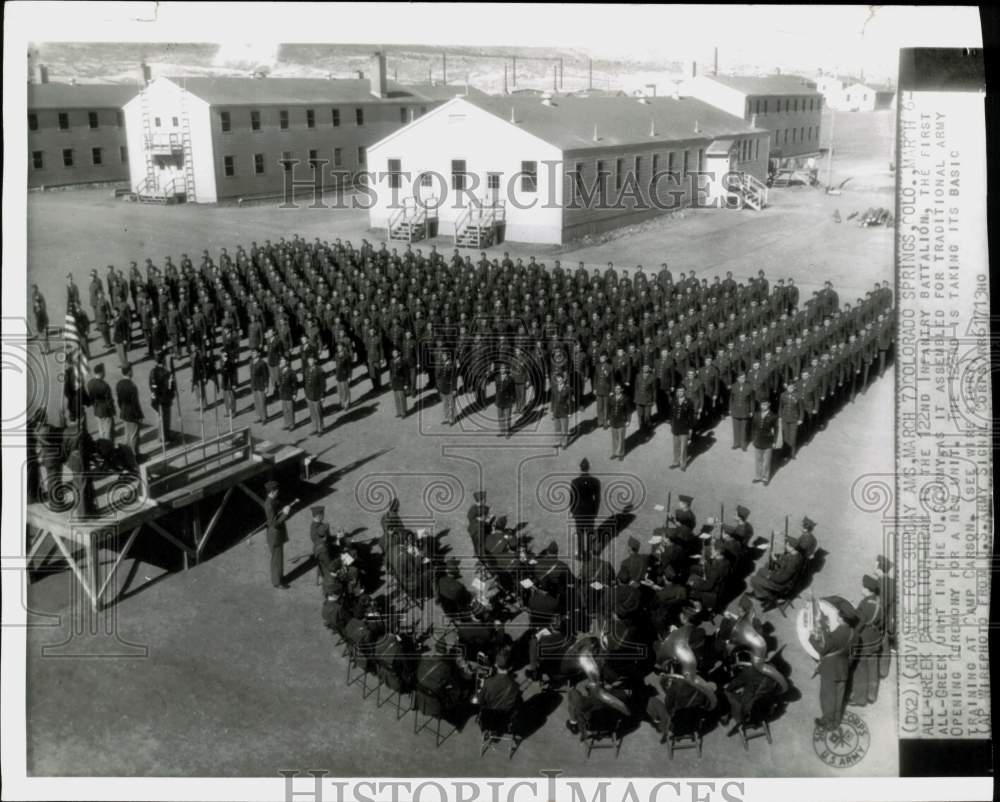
[133,177,185,204]
[387,199,432,243]
[739,172,768,210]
[454,200,505,248]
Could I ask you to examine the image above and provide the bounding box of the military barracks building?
[366,93,770,246]
[28,80,139,189]
[122,52,466,203]
[683,74,823,167]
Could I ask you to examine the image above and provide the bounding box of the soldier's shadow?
[592,505,637,554]
[335,403,378,426]
[687,430,717,461]
[515,688,565,739]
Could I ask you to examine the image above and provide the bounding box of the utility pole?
[825,108,836,187]
[512,56,517,88]
[442,52,447,84]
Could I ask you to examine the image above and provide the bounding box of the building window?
[32,151,43,169]
[171,116,179,127]
[754,139,759,160]
[220,111,231,132]
[652,153,659,176]
[754,99,761,115]
[634,155,642,180]
[254,153,265,174]
[88,111,99,129]
[280,150,293,172]
[309,149,319,169]
[783,130,789,145]
[92,147,103,165]
[332,108,340,127]
[792,129,797,143]
[451,159,467,191]
[572,162,584,202]
[420,105,427,116]
[596,161,607,203]
[615,158,623,191]
[306,109,315,128]
[355,107,364,126]
[224,155,235,177]
[763,99,768,114]
[58,112,69,130]
[120,145,128,163]
[521,160,538,192]
[154,117,162,127]
[331,147,342,168]
[420,172,433,187]
[28,113,38,131]
[682,150,690,176]
[487,173,500,191]
[667,152,676,176]
[387,158,402,189]
[62,148,74,167]
[116,110,124,127]
[400,107,408,124]
[793,98,798,112]
[697,149,704,172]
[358,147,366,166]
[250,110,261,131]
[279,110,289,129]
[800,126,805,141]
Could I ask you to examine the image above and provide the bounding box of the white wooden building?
[366,93,770,246]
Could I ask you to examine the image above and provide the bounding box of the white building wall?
[681,76,747,118]
[367,98,564,244]
[843,83,876,112]
[121,78,216,202]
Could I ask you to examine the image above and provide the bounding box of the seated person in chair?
[477,647,522,714]
[416,637,472,713]
[436,557,472,617]
[749,520,817,603]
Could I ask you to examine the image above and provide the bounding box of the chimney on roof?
[35,63,49,84]
[553,64,558,92]
[691,60,697,78]
[371,51,387,98]
[140,61,152,86]
[503,63,509,94]
[465,74,470,96]
[649,119,656,137]
[442,52,447,84]
[588,58,593,90]
[694,120,700,133]
[593,124,599,143]
[713,47,719,76]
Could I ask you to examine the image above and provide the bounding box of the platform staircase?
[454,200,506,248]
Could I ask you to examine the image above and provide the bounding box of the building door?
[487,173,501,207]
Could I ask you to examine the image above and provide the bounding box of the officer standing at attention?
[569,458,601,559]
[264,480,291,589]
[310,506,337,590]
[809,596,859,730]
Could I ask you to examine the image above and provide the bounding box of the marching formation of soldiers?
[45,238,894,479]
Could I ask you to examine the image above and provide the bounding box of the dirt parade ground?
[23,110,899,778]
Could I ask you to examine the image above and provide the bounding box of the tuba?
[660,625,718,711]
[731,608,789,694]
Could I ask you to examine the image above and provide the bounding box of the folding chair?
[346,642,375,698]
[376,663,413,720]
[579,707,624,759]
[738,696,780,750]
[413,688,454,748]
[478,706,521,759]
[666,707,705,759]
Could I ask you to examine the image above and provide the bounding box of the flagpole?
[171,353,188,464]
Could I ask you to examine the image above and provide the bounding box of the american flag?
[63,309,90,386]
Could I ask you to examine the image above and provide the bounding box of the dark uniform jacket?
[751,409,778,449]
[608,394,631,427]
[478,672,522,712]
[86,378,115,419]
[115,378,143,423]
[264,497,289,548]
